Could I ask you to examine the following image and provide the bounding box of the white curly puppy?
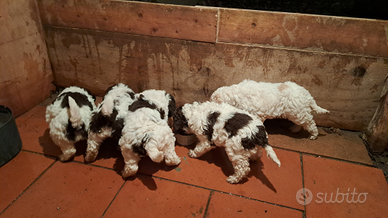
[85,83,136,163]
[46,86,96,161]
[210,80,329,140]
[119,91,180,178]
[173,101,281,184]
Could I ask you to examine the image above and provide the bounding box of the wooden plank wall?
[0,0,53,117]
[37,0,388,131]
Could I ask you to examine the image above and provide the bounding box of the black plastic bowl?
[0,106,22,167]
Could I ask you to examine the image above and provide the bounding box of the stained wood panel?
[366,80,388,153]
[0,0,53,117]
[44,26,388,131]
[37,0,218,43]
[218,9,388,57]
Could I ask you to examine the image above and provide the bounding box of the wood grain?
[44,26,388,131]
[37,0,218,43]
[366,80,388,153]
[218,8,388,57]
[0,0,53,117]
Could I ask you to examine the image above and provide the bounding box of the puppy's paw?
[59,154,70,162]
[308,135,318,140]
[59,154,72,162]
[165,157,181,166]
[226,176,240,184]
[188,150,197,158]
[84,151,97,163]
[148,151,164,163]
[121,165,138,178]
[59,148,76,162]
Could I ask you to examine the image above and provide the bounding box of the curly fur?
[210,80,329,140]
[136,89,176,121]
[85,83,136,162]
[46,86,96,161]
[119,90,180,178]
[173,101,281,184]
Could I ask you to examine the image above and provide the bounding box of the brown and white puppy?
[119,91,180,178]
[85,83,136,162]
[46,86,96,161]
[173,101,281,184]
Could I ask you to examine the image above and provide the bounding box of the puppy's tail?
[310,101,329,115]
[263,145,281,167]
[144,135,164,163]
[101,95,114,116]
[68,96,82,128]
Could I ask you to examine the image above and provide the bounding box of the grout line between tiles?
[0,160,57,215]
[21,149,58,160]
[61,159,306,214]
[203,190,213,218]
[65,159,305,213]
[217,191,305,213]
[271,145,376,168]
[300,154,307,218]
[149,175,305,213]
[100,180,127,218]
[300,152,376,168]
[15,108,43,126]
[12,153,306,214]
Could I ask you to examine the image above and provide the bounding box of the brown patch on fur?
[277,83,289,92]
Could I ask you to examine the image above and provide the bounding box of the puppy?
[85,83,136,162]
[134,89,176,123]
[119,92,180,178]
[46,86,96,161]
[173,101,281,184]
[210,80,329,140]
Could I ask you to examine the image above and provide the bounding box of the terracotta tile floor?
[1,101,388,218]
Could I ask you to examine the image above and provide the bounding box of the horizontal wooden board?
[37,0,218,43]
[218,8,388,57]
[44,26,388,131]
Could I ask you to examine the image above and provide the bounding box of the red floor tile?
[0,162,124,218]
[0,151,55,213]
[103,174,210,218]
[206,191,303,218]
[265,120,372,165]
[8,103,387,218]
[15,105,44,126]
[72,138,122,170]
[17,97,113,162]
[16,105,63,157]
[303,155,388,218]
[136,145,304,210]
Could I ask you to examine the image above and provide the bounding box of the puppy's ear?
[139,94,145,101]
[167,94,176,118]
[101,95,114,116]
[68,96,82,127]
[173,106,188,134]
[127,91,135,100]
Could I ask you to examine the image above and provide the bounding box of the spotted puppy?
[135,89,176,123]
[46,86,96,161]
[211,80,329,140]
[173,101,281,184]
[85,83,136,162]
[119,91,180,178]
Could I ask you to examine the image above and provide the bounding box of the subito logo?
[296,188,313,205]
